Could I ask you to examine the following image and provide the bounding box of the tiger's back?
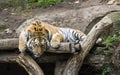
[59,28,86,42]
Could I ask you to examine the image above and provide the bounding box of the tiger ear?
[42,26,48,33]
[45,28,48,34]
[35,20,41,25]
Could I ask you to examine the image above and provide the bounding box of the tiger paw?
[50,43,60,49]
[71,43,81,53]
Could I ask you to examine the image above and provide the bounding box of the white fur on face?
[35,38,39,45]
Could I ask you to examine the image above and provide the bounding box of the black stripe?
[79,35,82,41]
[76,33,79,38]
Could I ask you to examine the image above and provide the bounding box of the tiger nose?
[34,53,42,58]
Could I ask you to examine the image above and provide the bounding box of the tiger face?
[26,21,48,57]
[27,37,48,57]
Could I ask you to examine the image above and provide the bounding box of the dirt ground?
[0,0,109,39]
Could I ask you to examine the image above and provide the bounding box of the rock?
[4,28,12,34]
[74,0,80,4]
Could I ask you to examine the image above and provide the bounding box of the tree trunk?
[55,61,67,75]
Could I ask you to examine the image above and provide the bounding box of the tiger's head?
[25,20,49,57]
[27,36,48,57]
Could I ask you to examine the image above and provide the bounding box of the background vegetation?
[0,0,62,10]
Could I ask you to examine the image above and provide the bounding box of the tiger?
[19,20,101,57]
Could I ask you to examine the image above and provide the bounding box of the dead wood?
[62,12,120,75]
[0,53,105,68]
[0,53,44,75]
[0,39,81,53]
[16,54,44,75]
[0,38,104,52]
[0,38,18,50]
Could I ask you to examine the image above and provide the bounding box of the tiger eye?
[34,27,37,31]
[32,23,37,26]
[39,28,43,31]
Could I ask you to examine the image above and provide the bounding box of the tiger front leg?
[50,40,61,49]
[50,33,64,49]
[18,31,28,55]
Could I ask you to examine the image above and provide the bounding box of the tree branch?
[0,39,81,53]
[62,12,120,75]
[16,54,44,75]
[0,53,104,68]
[0,38,18,50]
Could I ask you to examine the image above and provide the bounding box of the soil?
[0,0,108,39]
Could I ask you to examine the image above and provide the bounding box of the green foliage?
[6,0,25,7]
[90,30,120,55]
[102,63,111,75]
[0,25,6,31]
[38,0,61,7]
[101,30,120,75]
[102,31,120,56]
[117,15,120,20]
[103,35,116,48]
[0,0,62,10]
[27,0,38,3]
[27,0,61,7]
[0,0,27,10]
[103,33,120,49]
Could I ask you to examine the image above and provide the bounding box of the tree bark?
[0,53,44,75]
[62,12,120,75]
[0,53,104,68]
[0,38,18,50]
[16,54,44,75]
[55,61,67,75]
[0,39,81,53]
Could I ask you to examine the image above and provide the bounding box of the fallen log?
[0,38,18,50]
[0,53,105,68]
[0,38,81,53]
[0,38,105,52]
